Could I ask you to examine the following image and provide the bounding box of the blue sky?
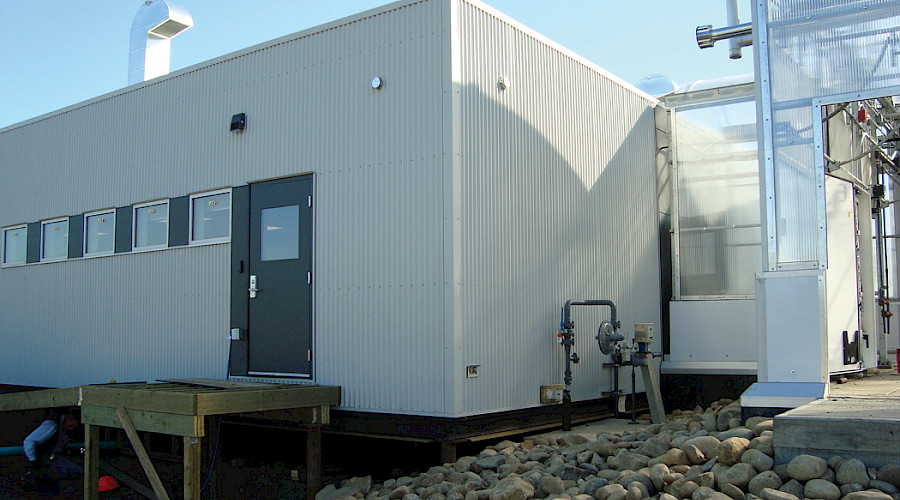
[0,1,753,128]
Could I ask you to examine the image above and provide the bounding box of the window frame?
[1,224,28,267]
[189,188,233,246]
[40,217,69,263]
[132,199,170,252]
[83,208,117,258]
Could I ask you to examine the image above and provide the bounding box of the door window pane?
[134,201,169,249]
[261,205,299,261]
[2,225,26,265]
[85,211,115,256]
[192,191,231,243]
[41,219,68,261]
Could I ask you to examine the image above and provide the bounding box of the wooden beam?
[184,436,202,500]
[82,386,198,415]
[195,386,341,416]
[160,378,273,389]
[440,442,457,464]
[82,405,204,437]
[233,405,331,425]
[84,424,100,500]
[0,387,81,411]
[117,406,172,500]
[306,426,323,500]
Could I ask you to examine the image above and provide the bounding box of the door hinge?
[308,196,312,207]
[307,349,311,362]
[307,272,311,284]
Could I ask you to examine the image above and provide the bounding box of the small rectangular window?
[84,209,116,256]
[133,200,169,250]
[2,224,27,266]
[190,189,232,244]
[41,218,69,262]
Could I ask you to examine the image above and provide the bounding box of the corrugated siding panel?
[0,1,449,413]
[455,1,660,415]
[0,246,229,387]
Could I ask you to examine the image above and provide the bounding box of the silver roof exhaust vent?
[128,0,194,85]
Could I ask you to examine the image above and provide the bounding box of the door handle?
[249,275,259,298]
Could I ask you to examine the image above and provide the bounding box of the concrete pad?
[774,396,900,468]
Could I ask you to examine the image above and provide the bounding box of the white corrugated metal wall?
[0,0,451,411]
[453,1,661,415]
[0,0,661,417]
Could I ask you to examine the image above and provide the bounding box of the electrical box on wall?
[540,384,563,404]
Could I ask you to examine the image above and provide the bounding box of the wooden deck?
[0,379,340,500]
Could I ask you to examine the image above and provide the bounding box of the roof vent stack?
[128,0,194,85]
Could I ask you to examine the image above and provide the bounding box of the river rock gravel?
[316,399,900,500]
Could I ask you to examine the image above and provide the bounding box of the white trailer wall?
[0,0,660,417]
[454,2,660,415]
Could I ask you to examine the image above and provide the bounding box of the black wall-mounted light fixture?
[230,113,246,133]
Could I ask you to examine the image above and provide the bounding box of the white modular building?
[0,0,661,418]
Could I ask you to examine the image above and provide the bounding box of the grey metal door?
[248,176,313,376]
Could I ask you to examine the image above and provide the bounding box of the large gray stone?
[759,488,799,500]
[721,483,747,500]
[837,459,870,488]
[752,420,773,436]
[803,479,840,500]
[649,463,670,491]
[589,439,619,458]
[391,486,412,500]
[868,480,900,495]
[684,444,707,465]
[581,478,609,497]
[748,471,783,496]
[720,463,758,490]
[596,484,627,500]
[655,448,692,467]
[716,428,757,441]
[666,478,699,499]
[539,475,565,496]
[557,433,590,446]
[637,438,672,458]
[716,437,751,466]
[489,477,535,500]
[748,436,774,457]
[785,454,827,481]
[841,484,865,496]
[660,494,679,500]
[779,479,803,498]
[877,464,900,488]
[476,455,507,472]
[557,465,594,482]
[692,486,731,500]
[625,482,648,500]
[741,449,775,473]
[684,436,721,460]
[841,491,894,500]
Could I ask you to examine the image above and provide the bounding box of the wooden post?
[117,406,172,500]
[203,416,220,499]
[184,436,202,500]
[306,425,322,500]
[440,441,457,464]
[84,423,100,500]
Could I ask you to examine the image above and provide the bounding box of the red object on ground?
[98,475,119,492]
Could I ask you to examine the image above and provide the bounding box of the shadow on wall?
[455,81,661,412]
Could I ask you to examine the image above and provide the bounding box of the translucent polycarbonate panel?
[764,0,900,264]
[674,100,761,296]
[134,202,168,249]
[84,211,115,255]
[2,226,26,265]
[191,191,231,243]
[41,220,68,261]
[261,205,299,261]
